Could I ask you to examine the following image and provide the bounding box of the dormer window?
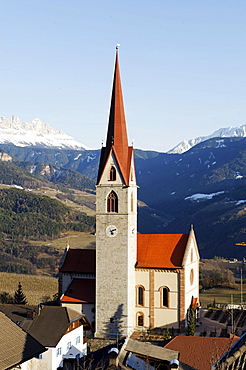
[107,191,118,213]
[109,166,116,181]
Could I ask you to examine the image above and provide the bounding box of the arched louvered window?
[107,191,118,213]
[109,166,116,181]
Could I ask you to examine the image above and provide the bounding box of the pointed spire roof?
[97,49,133,185]
[105,49,128,150]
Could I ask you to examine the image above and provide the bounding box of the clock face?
[106,225,118,237]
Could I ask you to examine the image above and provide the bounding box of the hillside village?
[0,49,246,370]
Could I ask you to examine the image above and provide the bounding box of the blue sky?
[1,1,246,152]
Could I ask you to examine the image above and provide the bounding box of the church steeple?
[97,48,133,185]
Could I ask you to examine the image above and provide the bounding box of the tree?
[14,282,27,305]
[0,291,14,304]
[186,306,195,336]
[164,325,170,340]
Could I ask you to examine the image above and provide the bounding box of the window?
[137,286,144,306]
[109,166,116,181]
[107,191,118,213]
[160,287,169,307]
[130,168,134,182]
[190,269,194,285]
[67,342,72,350]
[56,347,62,357]
[131,192,134,212]
[191,248,193,263]
[137,313,144,326]
[76,336,80,345]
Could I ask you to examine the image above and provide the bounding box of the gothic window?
[137,286,144,306]
[190,269,194,285]
[160,286,169,308]
[109,166,116,181]
[131,192,134,212]
[107,191,118,213]
[137,312,144,326]
[130,168,134,182]
[191,248,193,263]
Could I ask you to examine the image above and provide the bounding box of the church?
[59,48,200,338]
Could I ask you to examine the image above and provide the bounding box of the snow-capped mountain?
[0,115,89,150]
[168,123,246,154]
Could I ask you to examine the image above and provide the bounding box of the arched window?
[137,312,144,327]
[137,286,144,306]
[160,286,169,308]
[107,191,118,213]
[109,166,116,181]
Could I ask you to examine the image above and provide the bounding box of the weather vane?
[116,43,120,49]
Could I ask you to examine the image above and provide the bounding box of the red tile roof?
[97,50,133,186]
[136,234,189,269]
[164,335,239,370]
[61,279,95,304]
[59,249,95,273]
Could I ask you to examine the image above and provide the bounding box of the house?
[0,310,46,370]
[0,304,91,370]
[59,47,200,338]
[213,331,246,369]
[164,335,239,370]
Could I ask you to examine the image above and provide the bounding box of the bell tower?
[95,48,137,338]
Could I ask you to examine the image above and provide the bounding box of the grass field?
[200,286,244,307]
[0,272,58,305]
[30,231,96,250]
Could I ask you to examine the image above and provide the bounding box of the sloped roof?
[97,49,133,186]
[164,335,239,370]
[0,310,46,370]
[136,234,189,269]
[28,306,85,347]
[59,249,95,273]
[125,338,178,362]
[61,278,95,304]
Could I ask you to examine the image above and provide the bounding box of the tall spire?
[105,49,128,151]
[97,48,133,185]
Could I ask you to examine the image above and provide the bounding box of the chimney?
[108,347,119,367]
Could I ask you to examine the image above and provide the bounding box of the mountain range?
[0,116,246,259]
[169,123,246,153]
[0,116,88,150]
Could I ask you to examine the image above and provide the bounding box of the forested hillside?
[0,188,95,241]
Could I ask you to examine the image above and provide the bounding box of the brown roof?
[28,306,86,347]
[164,335,239,370]
[137,234,189,269]
[0,304,88,348]
[61,278,95,303]
[59,248,95,273]
[97,49,133,186]
[0,310,46,370]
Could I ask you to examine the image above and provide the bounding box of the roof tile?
[137,234,189,268]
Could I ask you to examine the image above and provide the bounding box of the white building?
[59,48,200,338]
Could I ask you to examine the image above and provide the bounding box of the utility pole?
[241,268,243,305]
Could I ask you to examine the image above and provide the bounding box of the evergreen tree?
[14,282,27,305]
[164,325,170,340]
[186,306,195,336]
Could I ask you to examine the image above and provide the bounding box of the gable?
[59,249,95,274]
[136,234,189,269]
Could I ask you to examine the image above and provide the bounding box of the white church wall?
[184,238,200,316]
